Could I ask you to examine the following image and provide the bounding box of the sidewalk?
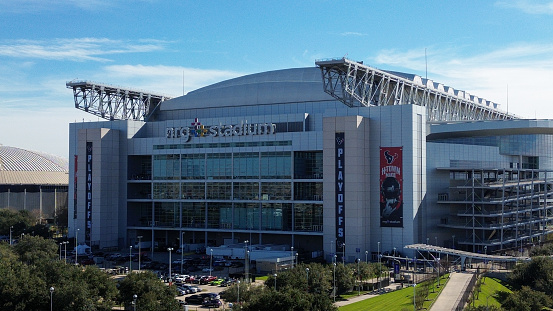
[429,271,474,311]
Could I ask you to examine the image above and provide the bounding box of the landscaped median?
[338,274,450,311]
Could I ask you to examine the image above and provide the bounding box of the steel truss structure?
[437,168,553,253]
[315,58,516,122]
[66,80,172,121]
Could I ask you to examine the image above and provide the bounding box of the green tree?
[117,271,180,311]
[242,287,337,311]
[502,286,553,311]
[334,263,355,295]
[0,208,35,237]
[13,234,58,266]
[508,256,553,295]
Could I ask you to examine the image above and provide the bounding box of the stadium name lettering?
[166,121,276,142]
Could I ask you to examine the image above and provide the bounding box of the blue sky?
[1,0,553,158]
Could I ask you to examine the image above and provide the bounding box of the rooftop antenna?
[425,48,428,80]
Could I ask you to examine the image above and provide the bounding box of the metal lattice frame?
[66,80,172,121]
[315,58,517,122]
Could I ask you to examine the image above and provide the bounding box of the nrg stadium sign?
[166,118,276,142]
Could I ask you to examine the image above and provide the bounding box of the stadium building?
[67,58,553,261]
[0,145,69,224]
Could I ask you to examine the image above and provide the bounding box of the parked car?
[202,299,222,308]
[184,294,205,305]
[210,278,225,286]
[200,275,217,285]
[199,293,220,300]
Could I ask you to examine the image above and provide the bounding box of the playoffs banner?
[380,147,403,227]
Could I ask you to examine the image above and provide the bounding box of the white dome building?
[0,145,68,223]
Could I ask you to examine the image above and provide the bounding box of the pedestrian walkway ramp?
[430,272,476,311]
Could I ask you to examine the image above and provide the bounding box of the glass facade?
[129,150,323,234]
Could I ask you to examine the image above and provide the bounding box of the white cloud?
[372,43,553,119]
[100,64,244,96]
[0,38,166,62]
[495,1,553,15]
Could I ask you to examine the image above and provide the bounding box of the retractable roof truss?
[315,58,516,122]
[66,80,172,121]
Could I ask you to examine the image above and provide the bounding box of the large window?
[233,182,259,200]
[206,182,232,200]
[207,202,232,228]
[154,202,179,227]
[234,203,259,230]
[294,203,323,232]
[294,151,323,179]
[182,202,205,228]
[181,154,205,179]
[153,182,180,199]
[261,182,291,200]
[234,153,259,179]
[153,154,180,180]
[181,182,205,199]
[206,153,232,179]
[294,182,323,201]
[261,152,291,179]
[261,203,291,231]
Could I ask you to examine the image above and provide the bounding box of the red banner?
[380,147,403,227]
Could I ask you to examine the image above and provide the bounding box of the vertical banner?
[73,155,78,219]
[380,147,403,227]
[85,142,93,245]
[335,133,345,247]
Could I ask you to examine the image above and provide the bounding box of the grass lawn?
[339,275,449,311]
[470,277,512,309]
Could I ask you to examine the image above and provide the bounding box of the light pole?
[9,226,13,245]
[244,240,249,283]
[49,286,54,311]
[273,273,277,291]
[210,248,213,277]
[378,241,381,291]
[180,232,184,274]
[306,268,310,286]
[137,235,143,272]
[63,241,68,263]
[413,258,416,311]
[333,261,337,302]
[237,280,240,305]
[342,242,346,264]
[167,247,173,284]
[365,250,368,263]
[357,258,360,296]
[296,252,298,267]
[75,228,79,265]
[393,247,396,257]
[291,246,294,268]
[132,294,137,311]
[59,243,63,260]
[129,245,133,273]
[484,245,487,255]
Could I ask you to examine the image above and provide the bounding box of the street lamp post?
[210,249,213,277]
[137,235,143,272]
[132,294,137,311]
[291,246,294,268]
[237,280,240,305]
[296,252,298,267]
[342,243,346,264]
[59,243,63,260]
[167,247,173,284]
[63,242,68,263]
[357,258,360,296]
[365,250,368,263]
[378,241,381,291]
[129,246,133,273]
[75,228,79,265]
[393,247,396,257]
[333,261,337,302]
[49,286,54,311]
[273,274,277,291]
[180,232,184,274]
[306,268,309,286]
[9,226,13,245]
[244,240,249,283]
